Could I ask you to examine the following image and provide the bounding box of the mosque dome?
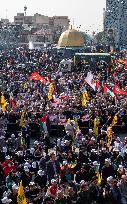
[58,27,84,47]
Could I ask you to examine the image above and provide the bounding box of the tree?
[95,31,104,44]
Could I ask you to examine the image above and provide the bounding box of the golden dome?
[58,28,84,47]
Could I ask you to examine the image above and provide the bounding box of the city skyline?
[0,0,106,33]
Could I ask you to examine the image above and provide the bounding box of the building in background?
[14,13,69,30]
[14,13,70,44]
[33,13,49,25]
[28,28,53,49]
[104,0,127,49]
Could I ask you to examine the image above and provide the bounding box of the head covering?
[12,184,18,190]
[11,134,15,138]
[105,158,110,163]
[30,148,35,154]
[38,170,45,176]
[34,141,39,145]
[24,162,31,168]
[3,147,7,153]
[5,155,10,160]
[24,166,29,172]
[93,161,99,166]
[29,182,35,186]
[51,179,57,184]
[63,161,67,166]
[32,162,36,169]
[107,176,113,182]
[1,197,12,203]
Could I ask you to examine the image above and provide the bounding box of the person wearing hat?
[90,149,98,162]
[1,156,16,177]
[34,170,47,188]
[117,165,125,179]
[43,196,54,204]
[75,164,90,183]
[102,159,115,183]
[77,181,90,204]
[46,179,58,199]
[20,166,31,187]
[9,184,18,204]
[99,147,109,169]
[119,175,127,204]
[89,176,102,204]
[46,153,60,182]
[54,190,68,204]
[25,181,40,204]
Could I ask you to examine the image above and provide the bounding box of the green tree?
[95,31,104,44]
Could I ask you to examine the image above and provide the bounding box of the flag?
[73,56,76,66]
[1,95,6,112]
[19,111,25,127]
[48,83,54,100]
[10,94,16,108]
[29,72,46,84]
[10,98,16,108]
[107,125,113,149]
[74,118,79,130]
[106,114,117,148]
[103,83,115,97]
[47,74,51,83]
[93,118,98,136]
[113,85,127,96]
[67,118,71,124]
[85,72,96,91]
[40,114,48,123]
[111,114,117,127]
[82,92,87,107]
[17,180,27,204]
[84,91,89,101]
[96,81,101,91]
[96,171,101,185]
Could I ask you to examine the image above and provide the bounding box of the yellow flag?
[48,83,54,100]
[93,118,98,136]
[48,92,53,100]
[82,92,87,107]
[67,118,71,124]
[106,114,117,148]
[17,180,27,204]
[74,118,79,130]
[19,111,25,127]
[107,125,113,148]
[111,114,117,127]
[84,91,89,101]
[96,171,101,185]
[1,95,6,112]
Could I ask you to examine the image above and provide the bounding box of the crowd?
[0,47,127,204]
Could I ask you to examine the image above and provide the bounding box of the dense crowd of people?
[0,47,127,204]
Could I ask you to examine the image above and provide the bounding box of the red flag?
[113,85,127,95]
[40,114,48,123]
[103,83,107,93]
[10,99,16,108]
[124,59,127,69]
[29,72,46,84]
[47,74,51,83]
[96,81,101,90]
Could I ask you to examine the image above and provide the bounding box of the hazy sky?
[0,0,106,33]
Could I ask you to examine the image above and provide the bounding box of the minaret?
[24,5,27,16]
